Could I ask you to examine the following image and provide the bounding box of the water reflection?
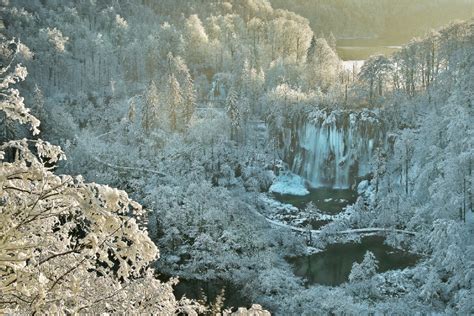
[288,236,420,286]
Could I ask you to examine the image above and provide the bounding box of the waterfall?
[289,110,382,189]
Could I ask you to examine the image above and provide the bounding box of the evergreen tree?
[306,36,317,64]
[226,85,240,142]
[328,32,337,51]
[349,251,379,282]
[142,81,160,135]
[167,74,183,131]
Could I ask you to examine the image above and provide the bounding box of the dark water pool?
[288,236,420,286]
[272,187,357,215]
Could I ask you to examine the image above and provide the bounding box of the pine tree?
[142,81,160,135]
[32,84,46,122]
[182,69,196,127]
[226,86,240,142]
[349,251,379,282]
[167,74,183,131]
[328,32,337,51]
[306,35,317,64]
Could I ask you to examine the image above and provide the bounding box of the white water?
[291,111,380,189]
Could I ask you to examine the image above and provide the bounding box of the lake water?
[336,38,402,61]
[287,236,420,286]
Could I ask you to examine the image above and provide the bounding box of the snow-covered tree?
[359,54,393,104]
[349,251,379,283]
[167,73,183,131]
[142,81,161,134]
[0,40,202,315]
[226,85,241,141]
[184,14,209,68]
[304,37,341,92]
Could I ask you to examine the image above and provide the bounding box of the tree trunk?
[463,177,467,222]
[405,144,409,195]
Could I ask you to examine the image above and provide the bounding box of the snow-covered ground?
[269,172,310,196]
[259,194,300,215]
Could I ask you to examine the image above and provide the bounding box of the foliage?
[1,0,473,314]
[0,40,202,315]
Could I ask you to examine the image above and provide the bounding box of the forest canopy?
[0,0,473,315]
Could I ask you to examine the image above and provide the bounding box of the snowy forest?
[0,0,473,314]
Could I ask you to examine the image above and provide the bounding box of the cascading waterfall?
[288,110,382,189]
